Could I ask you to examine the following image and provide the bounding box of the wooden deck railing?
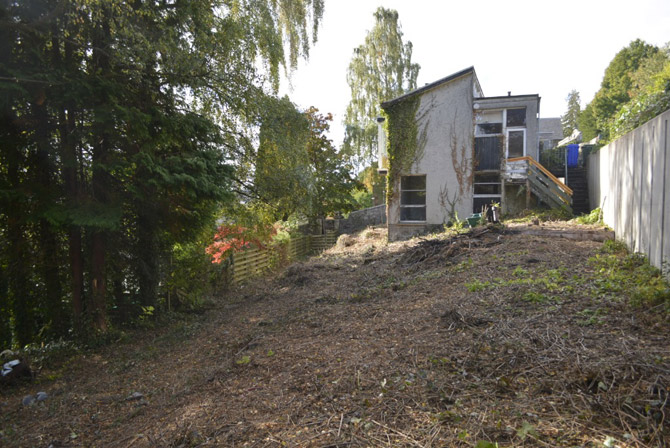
[507,156,573,196]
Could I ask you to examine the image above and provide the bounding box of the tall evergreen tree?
[343,7,420,170]
[561,90,581,138]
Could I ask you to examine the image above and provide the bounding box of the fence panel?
[228,232,339,284]
[588,108,670,276]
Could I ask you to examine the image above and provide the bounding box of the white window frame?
[506,128,526,158]
[399,175,426,222]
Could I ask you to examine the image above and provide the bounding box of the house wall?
[588,108,670,277]
[474,96,540,160]
[387,73,475,241]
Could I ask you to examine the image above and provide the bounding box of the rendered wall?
[588,109,670,275]
[387,73,475,241]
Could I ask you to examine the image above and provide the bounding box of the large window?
[400,175,426,221]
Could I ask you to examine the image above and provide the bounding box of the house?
[539,117,564,151]
[378,67,572,241]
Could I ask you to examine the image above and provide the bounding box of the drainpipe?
[564,145,568,186]
[377,116,387,174]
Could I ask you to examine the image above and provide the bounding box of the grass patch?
[589,240,670,311]
[503,208,573,224]
[466,279,491,292]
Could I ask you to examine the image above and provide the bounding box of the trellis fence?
[229,231,339,284]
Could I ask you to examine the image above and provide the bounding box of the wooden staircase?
[505,156,573,213]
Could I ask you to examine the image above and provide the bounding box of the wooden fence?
[229,231,339,284]
[588,108,670,276]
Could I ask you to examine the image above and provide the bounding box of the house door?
[506,129,525,158]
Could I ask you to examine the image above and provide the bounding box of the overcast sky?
[279,0,670,146]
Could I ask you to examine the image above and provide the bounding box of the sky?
[280,0,670,146]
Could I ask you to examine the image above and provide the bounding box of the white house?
[379,67,572,241]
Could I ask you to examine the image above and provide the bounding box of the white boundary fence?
[588,109,670,275]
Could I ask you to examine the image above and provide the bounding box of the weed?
[575,207,603,225]
[601,239,628,254]
[504,208,573,224]
[522,291,552,304]
[466,279,491,292]
[589,244,670,310]
[513,266,529,277]
[576,308,605,326]
[235,355,251,365]
[452,257,474,273]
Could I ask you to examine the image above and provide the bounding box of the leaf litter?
[1,223,668,447]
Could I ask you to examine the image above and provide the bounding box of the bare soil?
[1,223,669,447]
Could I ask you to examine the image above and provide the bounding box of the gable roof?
[381,66,479,109]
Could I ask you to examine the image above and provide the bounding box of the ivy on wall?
[382,96,429,206]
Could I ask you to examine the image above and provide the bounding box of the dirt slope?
[1,224,669,447]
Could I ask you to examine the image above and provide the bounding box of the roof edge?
[381,66,475,109]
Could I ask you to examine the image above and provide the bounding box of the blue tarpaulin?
[567,144,579,167]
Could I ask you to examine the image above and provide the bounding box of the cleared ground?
[1,223,669,447]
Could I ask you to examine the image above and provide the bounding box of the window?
[475,136,503,171]
[473,173,501,214]
[506,108,526,127]
[477,123,503,135]
[507,129,525,158]
[400,175,426,221]
[475,110,503,136]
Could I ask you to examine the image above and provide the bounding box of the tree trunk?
[33,94,66,337]
[89,7,113,332]
[57,34,85,326]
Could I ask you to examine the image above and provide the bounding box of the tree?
[343,7,420,170]
[304,107,360,221]
[578,103,599,143]
[0,0,324,343]
[561,90,581,138]
[255,96,311,221]
[590,39,660,138]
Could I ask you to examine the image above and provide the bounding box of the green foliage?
[384,96,424,203]
[583,39,668,142]
[255,96,311,219]
[304,107,361,220]
[522,291,551,304]
[578,102,599,142]
[589,242,670,310]
[503,207,573,224]
[576,308,605,326]
[344,7,420,170]
[575,207,603,225]
[466,279,491,292]
[561,90,581,138]
[592,40,659,135]
[0,0,324,344]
